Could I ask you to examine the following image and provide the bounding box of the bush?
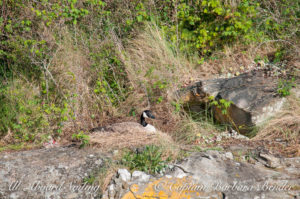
[154,0,259,55]
[0,82,48,142]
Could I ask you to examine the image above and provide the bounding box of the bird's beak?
[149,114,155,119]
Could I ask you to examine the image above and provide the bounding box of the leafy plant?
[83,174,96,185]
[72,131,90,148]
[207,95,243,133]
[171,101,182,113]
[208,96,233,115]
[277,78,296,97]
[159,0,259,55]
[121,145,170,174]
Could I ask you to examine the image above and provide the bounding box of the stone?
[116,151,299,199]
[177,70,286,135]
[225,152,234,160]
[95,159,102,165]
[108,184,115,198]
[131,171,150,183]
[117,169,131,182]
[257,153,282,168]
[0,146,103,199]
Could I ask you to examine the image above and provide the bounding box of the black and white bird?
[140,110,156,133]
[90,110,157,134]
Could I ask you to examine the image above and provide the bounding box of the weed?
[171,101,182,113]
[72,131,90,148]
[83,175,96,185]
[208,96,233,115]
[121,145,171,174]
[277,78,295,97]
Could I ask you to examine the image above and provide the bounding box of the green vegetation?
[193,146,223,152]
[72,131,89,148]
[121,145,171,174]
[83,174,96,185]
[208,96,233,115]
[0,0,298,149]
[277,78,296,97]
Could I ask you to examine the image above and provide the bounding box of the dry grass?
[107,23,199,135]
[198,43,282,77]
[253,92,300,156]
[49,31,124,139]
[173,113,219,144]
[123,23,197,92]
[50,31,95,130]
[97,162,121,195]
[89,129,176,152]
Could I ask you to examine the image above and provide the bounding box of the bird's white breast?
[144,124,156,133]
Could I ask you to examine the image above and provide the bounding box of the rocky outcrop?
[0,146,104,199]
[178,70,286,135]
[105,151,300,199]
[1,147,299,199]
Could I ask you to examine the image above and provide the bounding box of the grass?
[121,145,170,174]
[0,143,35,152]
[253,93,300,156]
[192,146,223,152]
[93,158,121,195]
[173,108,227,145]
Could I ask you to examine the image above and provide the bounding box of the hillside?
[0,0,299,198]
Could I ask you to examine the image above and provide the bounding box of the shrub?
[0,82,48,142]
[157,0,259,55]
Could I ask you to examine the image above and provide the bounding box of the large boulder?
[0,146,104,199]
[177,70,286,135]
[106,151,300,199]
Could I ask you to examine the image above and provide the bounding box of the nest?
[89,129,173,152]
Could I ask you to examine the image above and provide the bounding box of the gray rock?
[257,153,282,168]
[178,70,286,135]
[168,151,299,199]
[225,152,234,160]
[106,151,300,199]
[131,171,150,183]
[117,169,131,182]
[0,146,103,199]
[108,184,115,199]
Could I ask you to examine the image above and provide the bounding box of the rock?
[117,169,131,182]
[178,70,285,135]
[108,184,115,199]
[0,146,103,199]
[257,153,282,168]
[131,171,150,183]
[219,130,250,140]
[216,135,222,142]
[225,152,234,160]
[113,151,299,199]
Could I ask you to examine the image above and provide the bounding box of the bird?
[88,110,175,151]
[90,110,157,134]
